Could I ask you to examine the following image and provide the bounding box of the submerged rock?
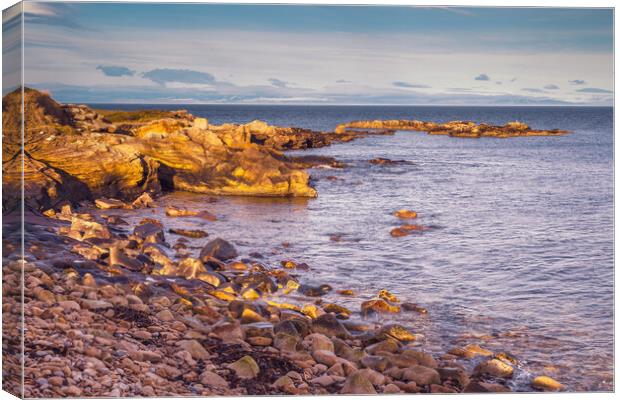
[169,228,209,238]
[298,284,332,297]
[402,302,428,314]
[369,158,411,165]
[199,238,238,261]
[390,227,411,237]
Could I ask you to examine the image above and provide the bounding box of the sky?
[2,2,614,105]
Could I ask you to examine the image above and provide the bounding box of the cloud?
[23,3,85,29]
[268,78,289,88]
[141,68,218,86]
[33,81,583,106]
[336,79,351,83]
[433,7,477,17]
[510,77,517,82]
[522,88,545,93]
[475,73,490,81]
[96,65,134,77]
[496,81,502,85]
[569,79,586,85]
[576,87,612,93]
[544,84,559,90]
[392,81,430,89]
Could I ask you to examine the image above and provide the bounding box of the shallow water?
[93,104,614,391]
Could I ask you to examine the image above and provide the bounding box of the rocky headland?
[2,88,567,396]
[335,119,569,138]
[3,88,393,213]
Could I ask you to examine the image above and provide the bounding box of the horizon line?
[83,102,613,108]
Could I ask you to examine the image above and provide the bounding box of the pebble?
[531,375,564,391]
[311,374,344,387]
[247,336,272,346]
[177,340,210,360]
[48,376,64,386]
[58,300,81,312]
[82,273,97,287]
[341,370,377,394]
[81,300,112,310]
[401,365,441,386]
[62,385,83,396]
[156,309,175,321]
[312,350,340,367]
[132,330,152,340]
[34,287,56,304]
[384,383,402,393]
[228,355,260,379]
[304,333,334,353]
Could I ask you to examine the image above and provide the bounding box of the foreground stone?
[531,376,564,391]
[229,356,260,379]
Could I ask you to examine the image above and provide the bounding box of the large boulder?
[200,238,238,261]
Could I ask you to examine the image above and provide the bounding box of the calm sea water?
[93,104,614,391]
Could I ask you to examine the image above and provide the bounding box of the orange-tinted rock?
[394,209,418,219]
[361,299,401,315]
[337,119,568,138]
[2,88,318,212]
[390,227,410,237]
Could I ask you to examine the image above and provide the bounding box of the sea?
[91,104,614,391]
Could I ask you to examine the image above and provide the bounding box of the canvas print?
[1,2,614,397]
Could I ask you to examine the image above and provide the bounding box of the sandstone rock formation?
[2,88,321,212]
[335,119,568,138]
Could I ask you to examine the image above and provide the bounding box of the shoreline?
[2,88,570,396]
[4,201,564,397]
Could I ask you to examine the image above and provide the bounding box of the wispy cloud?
[544,84,559,90]
[392,81,430,89]
[268,78,289,88]
[23,3,84,30]
[576,87,612,93]
[96,65,135,77]
[20,4,613,106]
[522,88,545,93]
[569,79,586,85]
[432,7,477,17]
[141,68,218,86]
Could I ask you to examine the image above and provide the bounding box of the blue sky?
[3,2,614,104]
